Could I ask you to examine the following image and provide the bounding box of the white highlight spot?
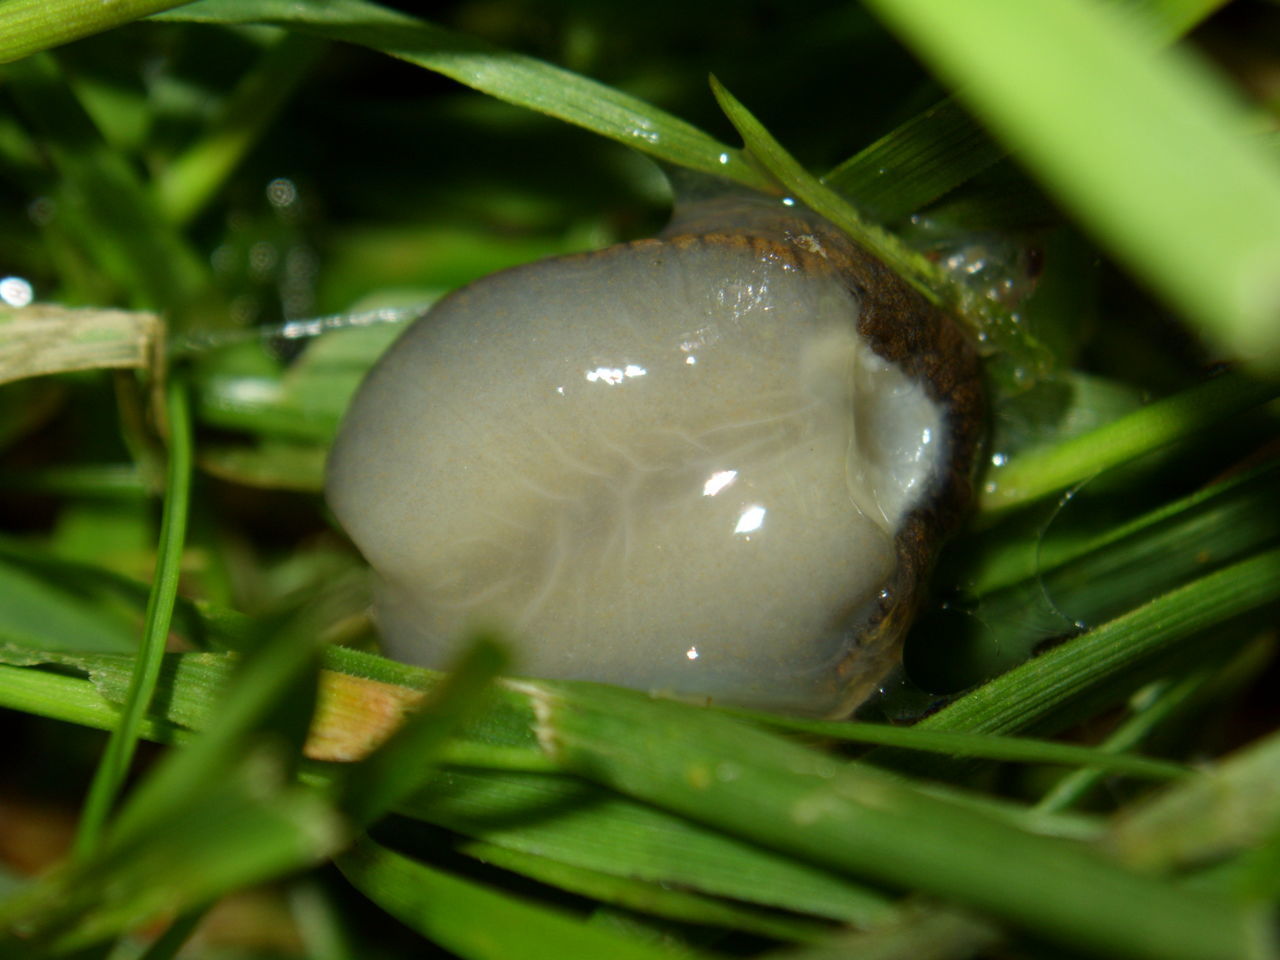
[702,470,738,497]
[734,505,766,535]
[587,364,646,385]
[0,276,33,307]
[685,356,697,365]
[686,646,699,660]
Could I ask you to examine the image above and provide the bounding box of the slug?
[326,185,983,716]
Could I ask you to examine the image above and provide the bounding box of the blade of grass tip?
[981,371,1280,514]
[337,837,694,960]
[156,0,773,193]
[709,75,951,308]
[155,32,326,226]
[0,0,198,63]
[72,374,192,859]
[912,548,1280,740]
[526,683,1265,960]
[338,633,507,828]
[861,0,1280,371]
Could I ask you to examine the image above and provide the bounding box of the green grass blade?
[530,683,1265,960]
[824,97,1004,221]
[337,635,506,827]
[1108,728,1280,872]
[3,53,210,316]
[337,837,692,960]
[708,75,1057,391]
[73,374,193,858]
[157,0,772,192]
[457,839,832,944]
[981,372,1280,513]
[0,0,197,63]
[709,75,948,307]
[720,711,1188,781]
[862,0,1280,370]
[916,548,1280,739]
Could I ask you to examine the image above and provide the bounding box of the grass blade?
[981,371,1280,513]
[72,374,192,858]
[824,97,1004,222]
[529,682,1266,960]
[916,548,1280,739]
[862,0,1280,370]
[157,0,772,192]
[337,837,691,960]
[0,0,197,63]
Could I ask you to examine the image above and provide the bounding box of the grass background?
[0,1,1277,958]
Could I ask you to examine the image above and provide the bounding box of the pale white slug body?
[327,190,982,715]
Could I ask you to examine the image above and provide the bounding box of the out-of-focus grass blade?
[982,372,1280,514]
[0,748,344,952]
[915,548,1280,739]
[0,559,138,654]
[822,0,1227,224]
[336,635,506,827]
[337,837,698,960]
[1107,728,1280,872]
[766,908,1001,960]
[74,375,193,858]
[529,682,1264,960]
[862,0,1280,371]
[824,98,1004,222]
[0,0,197,63]
[0,305,160,385]
[157,0,772,193]
[3,54,209,317]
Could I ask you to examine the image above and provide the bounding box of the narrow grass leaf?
[0,0,197,63]
[73,375,193,858]
[981,371,1280,513]
[527,681,1265,960]
[915,548,1280,739]
[708,76,1057,390]
[157,0,772,192]
[709,76,947,306]
[720,711,1188,781]
[338,837,690,960]
[458,839,833,943]
[862,0,1280,370]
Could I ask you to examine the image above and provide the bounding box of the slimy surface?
[327,220,947,714]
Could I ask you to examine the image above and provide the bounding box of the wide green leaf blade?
[862,0,1280,370]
